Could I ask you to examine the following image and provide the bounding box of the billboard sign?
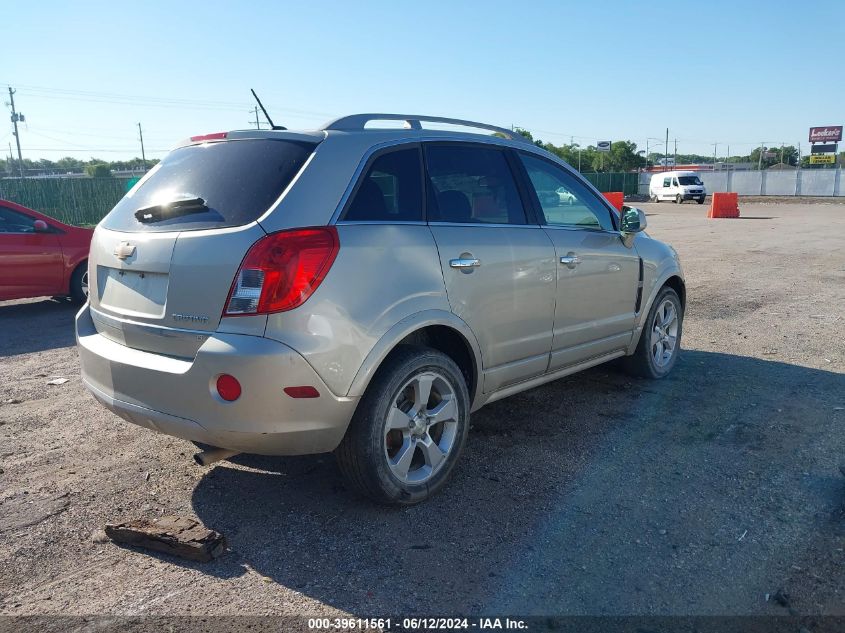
[596,140,611,152]
[809,126,842,143]
[809,154,836,165]
[810,143,838,154]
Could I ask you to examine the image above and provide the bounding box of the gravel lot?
[1,202,843,617]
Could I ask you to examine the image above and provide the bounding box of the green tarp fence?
[1,171,641,227]
[0,178,127,226]
[581,172,640,196]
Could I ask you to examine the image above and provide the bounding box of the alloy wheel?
[651,299,679,368]
[383,371,459,484]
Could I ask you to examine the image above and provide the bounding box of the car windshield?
[678,176,702,185]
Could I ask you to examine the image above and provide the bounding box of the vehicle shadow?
[190,351,845,615]
[0,298,79,356]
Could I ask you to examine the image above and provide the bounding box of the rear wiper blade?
[134,197,208,223]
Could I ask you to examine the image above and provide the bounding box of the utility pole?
[645,139,649,169]
[664,128,669,172]
[780,144,784,165]
[758,141,764,170]
[713,143,718,165]
[251,107,261,130]
[7,87,24,178]
[673,138,677,168]
[137,123,148,171]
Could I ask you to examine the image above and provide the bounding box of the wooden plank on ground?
[104,515,226,562]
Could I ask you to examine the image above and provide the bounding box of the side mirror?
[33,219,50,233]
[620,206,646,247]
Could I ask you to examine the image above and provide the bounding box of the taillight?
[225,227,339,316]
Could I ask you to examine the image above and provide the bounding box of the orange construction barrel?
[603,191,624,212]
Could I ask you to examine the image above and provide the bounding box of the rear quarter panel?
[263,224,451,397]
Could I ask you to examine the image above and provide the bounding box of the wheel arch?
[66,257,88,294]
[347,311,483,407]
[627,271,686,355]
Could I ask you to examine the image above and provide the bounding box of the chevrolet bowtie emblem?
[113,241,136,260]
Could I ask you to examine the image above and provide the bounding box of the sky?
[3,0,844,162]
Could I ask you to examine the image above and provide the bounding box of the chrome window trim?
[540,224,621,236]
[427,221,543,229]
[335,220,428,226]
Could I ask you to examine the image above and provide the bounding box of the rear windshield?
[101,139,317,232]
[678,176,702,185]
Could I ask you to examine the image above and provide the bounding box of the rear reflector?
[190,132,228,142]
[284,386,320,398]
[216,374,242,401]
[225,227,339,316]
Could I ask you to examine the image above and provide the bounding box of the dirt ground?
[1,202,843,618]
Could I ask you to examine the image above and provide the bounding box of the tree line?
[3,142,842,178]
[511,131,843,170]
[1,156,160,178]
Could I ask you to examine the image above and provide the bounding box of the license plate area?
[97,266,169,318]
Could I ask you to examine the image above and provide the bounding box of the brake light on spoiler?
[190,132,228,142]
[224,227,340,316]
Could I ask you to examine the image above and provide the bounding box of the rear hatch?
[88,135,320,358]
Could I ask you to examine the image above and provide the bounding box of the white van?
[649,171,706,204]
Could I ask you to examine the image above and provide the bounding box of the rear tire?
[69,262,89,303]
[336,345,470,505]
[622,286,683,379]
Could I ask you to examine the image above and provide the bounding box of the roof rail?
[323,113,532,144]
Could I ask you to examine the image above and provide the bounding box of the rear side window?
[101,139,316,232]
[342,148,422,222]
[425,145,527,225]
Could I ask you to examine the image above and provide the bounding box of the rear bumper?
[76,304,358,455]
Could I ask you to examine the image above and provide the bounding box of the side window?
[425,145,527,225]
[672,178,679,186]
[663,177,671,187]
[0,207,37,233]
[343,148,422,222]
[518,153,614,231]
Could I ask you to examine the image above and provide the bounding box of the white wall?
[638,169,842,196]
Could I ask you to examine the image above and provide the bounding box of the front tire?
[336,345,470,505]
[675,194,683,204]
[623,286,683,379]
[696,197,705,205]
[69,262,89,303]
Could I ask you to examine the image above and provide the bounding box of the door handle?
[449,258,481,269]
[559,253,582,269]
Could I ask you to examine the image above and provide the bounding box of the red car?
[0,199,92,302]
